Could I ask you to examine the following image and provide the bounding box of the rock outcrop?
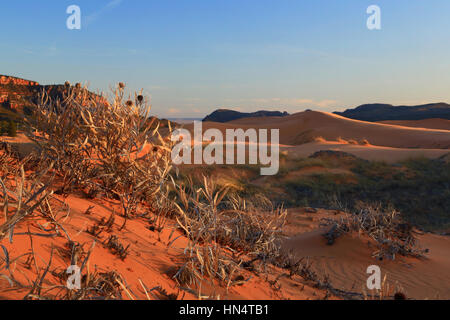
[0,74,107,121]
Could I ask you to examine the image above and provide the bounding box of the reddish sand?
[282,208,450,300]
[0,187,333,300]
[181,111,450,163]
[2,111,449,300]
[2,183,448,300]
[281,141,450,163]
[188,111,450,149]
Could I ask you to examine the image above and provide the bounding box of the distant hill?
[334,103,450,122]
[203,109,289,123]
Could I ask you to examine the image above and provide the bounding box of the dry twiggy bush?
[26,84,174,221]
[0,86,166,300]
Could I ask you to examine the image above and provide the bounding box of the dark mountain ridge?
[334,103,450,121]
[203,109,289,123]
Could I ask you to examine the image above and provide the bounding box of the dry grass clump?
[273,252,320,281]
[50,263,126,300]
[104,235,130,261]
[170,175,286,292]
[66,269,124,300]
[26,84,173,222]
[86,211,116,239]
[320,204,428,260]
[99,211,116,232]
[172,176,286,259]
[173,243,240,289]
[18,236,129,300]
[45,240,131,300]
[86,224,103,238]
[223,194,286,258]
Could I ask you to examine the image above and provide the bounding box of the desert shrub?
[172,176,286,258]
[320,203,428,260]
[26,84,173,219]
[170,175,286,289]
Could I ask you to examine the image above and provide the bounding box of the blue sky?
[1,0,450,118]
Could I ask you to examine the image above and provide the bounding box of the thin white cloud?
[106,0,123,9]
[85,0,124,26]
[45,44,59,57]
[228,98,339,111]
[168,108,181,114]
[147,85,166,91]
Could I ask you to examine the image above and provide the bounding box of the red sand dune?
[282,208,450,300]
[191,110,450,149]
[282,230,450,299]
[0,186,333,300]
[281,141,450,163]
[378,119,450,131]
